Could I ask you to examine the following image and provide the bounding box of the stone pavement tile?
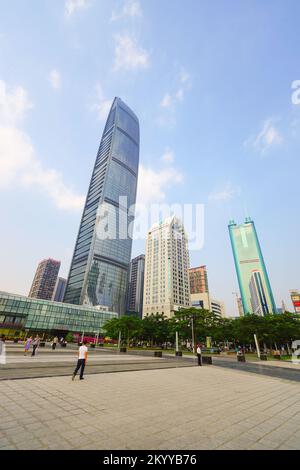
[279,436,300,448]
[278,442,299,450]
[15,439,44,450]
[255,438,281,449]
[224,434,258,449]
[0,437,13,448]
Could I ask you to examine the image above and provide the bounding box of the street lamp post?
[191,315,195,354]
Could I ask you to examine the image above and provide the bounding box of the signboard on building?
[291,291,300,313]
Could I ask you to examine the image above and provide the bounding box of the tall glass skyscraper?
[228,217,276,315]
[64,97,139,315]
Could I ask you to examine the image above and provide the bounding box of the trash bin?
[202,356,212,365]
[119,347,127,353]
[154,351,162,357]
[175,351,182,357]
[260,354,267,361]
[237,355,246,362]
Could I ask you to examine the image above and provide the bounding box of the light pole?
[191,315,196,354]
[118,330,121,350]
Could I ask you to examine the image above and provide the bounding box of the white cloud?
[113,34,150,71]
[160,93,173,109]
[161,148,174,164]
[179,68,191,85]
[111,0,142,21]
[91,84,113,121]
[65,0,90,18]
[49,69,61,90]
[158,67,191,126]
[136,165,183,205]
[245,118,283,155]
[0,80,33,126]
[208,183,240,202]
[0,80,84,212]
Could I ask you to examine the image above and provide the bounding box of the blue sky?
[0,0,299,314]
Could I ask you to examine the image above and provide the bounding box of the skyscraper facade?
[189,265,211,310]
[29,258,61,301]
[64,98,139,315]
[210,299,226,317]
[143,216,191,318]
[229,217,276,315]
[52,277,67,302]
[189,266,209,294]
[127,255,145,317]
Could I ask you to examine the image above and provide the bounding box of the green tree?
[103,316,142,347]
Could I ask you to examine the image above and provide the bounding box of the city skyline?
[0,1,299,314]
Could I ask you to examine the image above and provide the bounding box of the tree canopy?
[103,310,300,349]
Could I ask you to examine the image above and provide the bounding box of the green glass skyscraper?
[228,217,276,315]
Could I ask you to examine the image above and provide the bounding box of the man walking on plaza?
[31,335,40,357]
[0,335,6,365]
[196,343,202,366]
[72,340,88,381]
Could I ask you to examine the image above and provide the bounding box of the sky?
[0,0,299,315]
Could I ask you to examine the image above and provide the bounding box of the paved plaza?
[1,364,300,450]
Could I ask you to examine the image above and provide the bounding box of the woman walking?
[24,336,32,356]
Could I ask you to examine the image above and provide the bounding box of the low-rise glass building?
[0,291,118,338]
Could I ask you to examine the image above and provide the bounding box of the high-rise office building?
[229,217,276,315]
[143,216,191,318]
[189,265,211,310]
[127,255,145,317]
[211,299,226,317]
[29,258,61,301]
[52,277,67,302]
[189,266,209,294]
[64,97,140,315]
[237,296,244,317]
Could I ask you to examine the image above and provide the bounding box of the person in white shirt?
[196,344,202,366]
[72,341,88,380]
[0,335,6,365]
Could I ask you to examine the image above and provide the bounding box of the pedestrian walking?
[0,335,6,365]
[196,343,202,366]
[24,336,32,355]
[31,335,40,357]
[52,336,58,350]
[72,341,88,381]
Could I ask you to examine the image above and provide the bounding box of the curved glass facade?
[0,291,117,335]
[64,98,139,316]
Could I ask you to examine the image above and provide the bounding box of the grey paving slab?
[0,366,300,450]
